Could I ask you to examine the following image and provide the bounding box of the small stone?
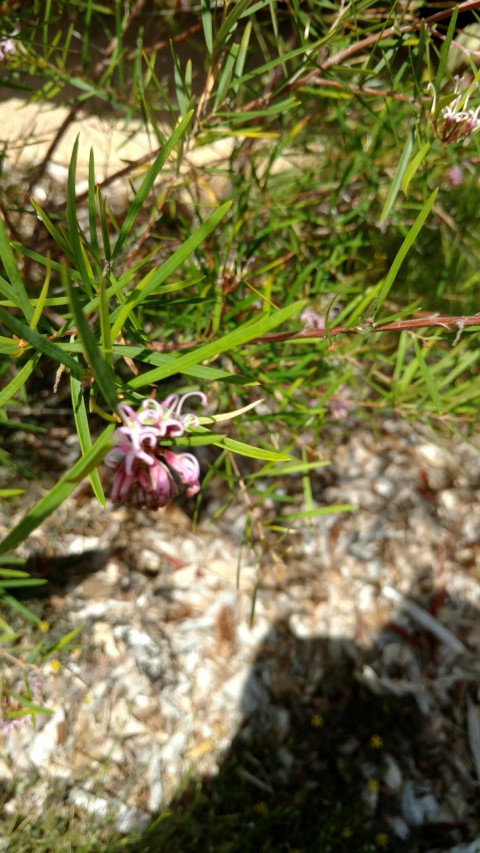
[382,754,402,792]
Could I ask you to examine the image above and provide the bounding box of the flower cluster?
[430,79,480,144]
[105,392,206,510]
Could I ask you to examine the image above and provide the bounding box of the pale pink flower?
[105,392,205,509]
[430,79,480,144]
[161,449,201,497]
[0,38,16,61]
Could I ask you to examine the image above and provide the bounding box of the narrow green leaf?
[435,5,458,90]
[210,435,290,462]
[233,20,252,92]
[0,305,86,379]
[64,272,118,409]
[111,200,232,339]
[29,259,51,331]
[217,0,254,46]
[40,626,82,661]
[30,198,72,259]
[214,42,239,110]
[200,0,213,55]
[67,135,94,295]
[0,355,40,407]
[0,568,29,577]
[7,692,54,715]
[200,398,261,424]
[401,143,430,195]
[111,111,193,262]
[70,373,106,505]
[128,300,304,388]
[0,219,33,323]
[375,188,438,314]
[99,276,112,365]
[380,131,414,224]
[88,148,102,274]
[1,594,42,624]
[0,424,115,556]
[111,345,250,383]
[278,505,357,521]
[412,337,443,412]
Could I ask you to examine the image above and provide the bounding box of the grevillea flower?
[429,79,480,144]
[105,392,205,509]
[0,38,16,61]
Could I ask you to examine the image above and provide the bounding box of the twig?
[251,314,480,345]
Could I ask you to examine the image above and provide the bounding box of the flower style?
[105,392,205,509]
[429,79,480,144]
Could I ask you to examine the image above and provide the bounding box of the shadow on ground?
[113,583,480,853]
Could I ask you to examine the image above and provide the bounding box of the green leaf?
[67,135,94,294]
[7,692,54,716]
[64,271,118,409]
[0,305,86,379]
[0,219,33,323]
[111,345,251,384]
[435,5,458,90]
[30,199,73,260]
[277,505,357,521]
[111,111,194,262]
[401,143,430,195]
[29,259,51,331]
[0,355,41,408]
[0,579,47,588]
[375,188,438,314]
[200,0,213,55]
[380,131,414,224]
[70,372,106,505]
[217,0,255,46]
[412,337,443,412]
[111,201,232,339]
[128,300,304,388]
[209,434,290,462]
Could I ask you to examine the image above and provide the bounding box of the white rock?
[382,754,402,792]
[29,707,66,768]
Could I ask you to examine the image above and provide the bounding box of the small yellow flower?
[38,621,50,633]
[367,778,380,793]
[369,734,383,749]
[375,832,388,848]
[254,802,268,816]
[341,827,353,839]
[49,659,61,673]
[311,713,324,728]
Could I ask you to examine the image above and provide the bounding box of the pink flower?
[105,392,205,509]
[138,391,207,436]
[300,307,325,331]
[160,449,201,497]
[0,38,16,61]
